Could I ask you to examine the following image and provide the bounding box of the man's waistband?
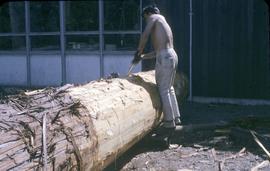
[156,48,175,57]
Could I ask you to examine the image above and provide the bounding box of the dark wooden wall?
[143,0,270,99]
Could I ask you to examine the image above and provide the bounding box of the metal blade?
[127,63,135,75]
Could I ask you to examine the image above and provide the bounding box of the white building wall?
[104,54,141,77]
[30,55,62,87]
[0,55,27,86]
[0,54,141,87]
[66,55,100,84]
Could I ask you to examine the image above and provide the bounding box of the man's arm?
[137,17,156,55]
[141,51,156,59]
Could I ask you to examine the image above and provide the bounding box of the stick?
[251,160,270,171]
[250,130,270,159]
[42,113,47,171]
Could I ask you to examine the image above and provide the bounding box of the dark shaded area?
[264,0,270,79]
[0,86,27,102]
[0,1,8,6]
[142,0,270,100]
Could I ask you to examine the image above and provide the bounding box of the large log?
[0,71,158,170]
[0,70,187,171]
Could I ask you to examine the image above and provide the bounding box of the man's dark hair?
[142,5,160,16]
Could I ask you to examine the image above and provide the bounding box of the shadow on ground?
[105,102,270,171]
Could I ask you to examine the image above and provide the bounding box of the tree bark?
[0,71,187,171]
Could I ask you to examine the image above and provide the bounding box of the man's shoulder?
[151,14,164,18]
[150,14,165,22]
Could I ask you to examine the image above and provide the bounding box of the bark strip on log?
[1,70,187,170]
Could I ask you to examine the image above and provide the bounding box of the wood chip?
[251,160,270,171]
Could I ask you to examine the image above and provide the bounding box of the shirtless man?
[132,5,181,134]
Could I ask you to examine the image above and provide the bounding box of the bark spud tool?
[127,63,135,76]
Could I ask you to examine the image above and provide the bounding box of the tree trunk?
[0,71,187,171]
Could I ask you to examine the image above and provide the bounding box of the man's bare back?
[137,13,174,55]
[150,14,174,51]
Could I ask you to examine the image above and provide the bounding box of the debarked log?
[0,70,188,171]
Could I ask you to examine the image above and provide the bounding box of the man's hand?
[132,51,142,64]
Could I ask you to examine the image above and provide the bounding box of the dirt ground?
[105,102,270,171]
